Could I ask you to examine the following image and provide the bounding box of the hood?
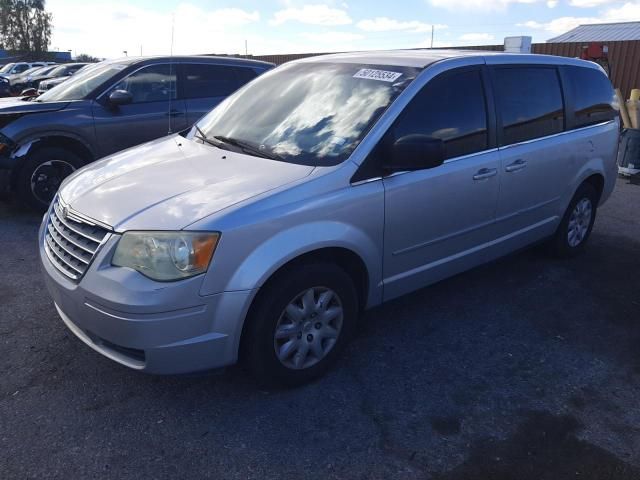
[0,98,69,115]
[59,136,315,231]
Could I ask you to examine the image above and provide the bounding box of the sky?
[46,0,640,59]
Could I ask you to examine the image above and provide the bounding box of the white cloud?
[49,1,262,58]
[302,31,364,42]
[603,1,640,21]
[208,8,260,25]
[569,0,617,7]
[519,1,640,38]
[459,33,496,42]
[518,17,599,34]
[547,0,558,7]
[270,4,352,26]
[356,17,446,33]
[429,0,541,11]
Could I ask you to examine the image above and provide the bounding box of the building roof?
[548,21,640,43]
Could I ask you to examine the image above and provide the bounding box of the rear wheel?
[16,147,84,211]
[242,263,358,387]
[549,183,599,257]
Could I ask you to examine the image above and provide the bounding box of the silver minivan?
[39,50,620,385]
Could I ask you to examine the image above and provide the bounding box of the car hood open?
[59,135,315,231]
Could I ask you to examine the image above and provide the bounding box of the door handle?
[473,168,498,181]
[505,159,527,173]
[165,110,184,117]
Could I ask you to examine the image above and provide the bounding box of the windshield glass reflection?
[196,62,420,166]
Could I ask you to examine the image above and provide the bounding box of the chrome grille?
[44,199,110,281]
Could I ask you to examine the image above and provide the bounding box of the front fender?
[203,220,384,309]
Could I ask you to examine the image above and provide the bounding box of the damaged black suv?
[0,55,273,209]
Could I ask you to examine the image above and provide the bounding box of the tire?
[549,182,599,257]
[242,263,359,387]
[16,147,84,211]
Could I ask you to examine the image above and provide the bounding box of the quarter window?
[114,64,176,104]
[565,66,617,128]
[493,67,564,146]
[390,68,489,161]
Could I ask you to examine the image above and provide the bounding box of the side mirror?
[385,134,445,172]
[108,89,133,107]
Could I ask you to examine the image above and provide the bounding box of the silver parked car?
[39,50,620,385]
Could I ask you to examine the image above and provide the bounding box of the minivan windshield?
[37,62,124,102]
[195,62,421,166]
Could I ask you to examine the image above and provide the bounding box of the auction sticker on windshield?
[353,69,402,82]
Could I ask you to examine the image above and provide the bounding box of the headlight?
[112,231,220,281]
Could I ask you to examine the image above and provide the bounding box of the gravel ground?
[1,178,639,479]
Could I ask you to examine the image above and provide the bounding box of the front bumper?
[38,218,255,374]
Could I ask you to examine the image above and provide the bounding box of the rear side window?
[183,64,258,99]
[493,67,564,146]
[565,66,617,128]
[391,68,488,160]
[234,67,260,86]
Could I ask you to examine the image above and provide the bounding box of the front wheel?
[16,147,84,211]
[549,183,599,257]
[242,263,358,387]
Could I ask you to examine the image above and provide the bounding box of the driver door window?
[391,69,489,161]
[114,64,177,103]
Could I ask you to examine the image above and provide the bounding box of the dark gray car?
[0,56,274,209]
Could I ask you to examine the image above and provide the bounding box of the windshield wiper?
[193,125,222,148]
[213,135,283,161]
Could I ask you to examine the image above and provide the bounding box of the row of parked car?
[0,62,90,97]
[0,55,274,208]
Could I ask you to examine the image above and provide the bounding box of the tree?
[75,53,100,63]
[0,1,53,54]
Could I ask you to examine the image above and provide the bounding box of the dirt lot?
[1,179,639,479]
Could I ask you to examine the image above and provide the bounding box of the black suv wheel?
[16,147,84,211]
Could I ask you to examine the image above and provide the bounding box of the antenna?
[168,14,175,135]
